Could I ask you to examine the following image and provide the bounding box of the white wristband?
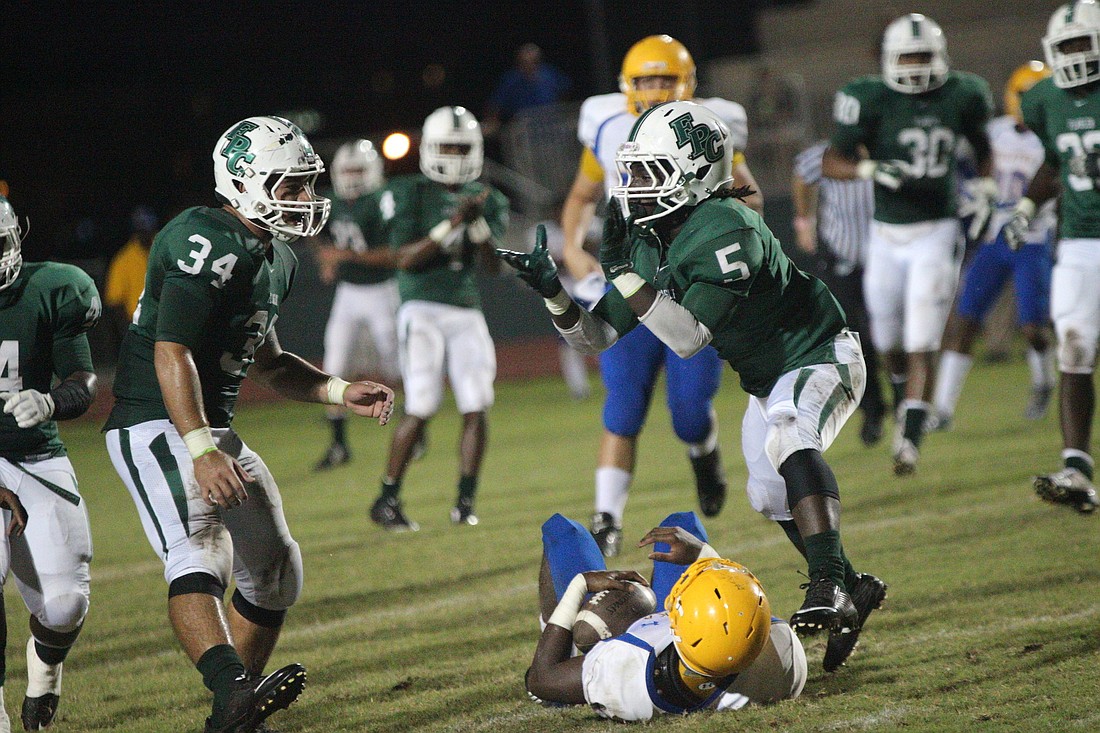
[1016,197,1037,219]
[428,219,454,244]
[612,272,647,299]
[547,574,589,630]
[325,377,351,405]
[182,426,217,460]
[543,289,573,315]
[467,216,492,244]
[856,159,877,180]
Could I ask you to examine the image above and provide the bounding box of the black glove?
[495,224,563,298]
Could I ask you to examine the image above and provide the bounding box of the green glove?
[600,204,634,281]
[495,224,563,298]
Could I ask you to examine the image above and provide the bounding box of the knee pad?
[239,542,304,612]
[1057,327,1097,374]
[667,398,714,444]
[232,588,287,629]
[37,592,89,634]
[169,571,227,599]
[779,449,841,508]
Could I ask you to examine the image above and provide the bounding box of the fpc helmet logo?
[221,121,260,175]
[669,112,723,163]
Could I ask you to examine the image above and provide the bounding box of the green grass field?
[9,356,1099,732]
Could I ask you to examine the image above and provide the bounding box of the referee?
[792,140,886,445]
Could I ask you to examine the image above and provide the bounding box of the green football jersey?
[831,72,993,224]
[0,262,100,460]
[385,174,509,310]
[105,206,298,430]
[594,198,848,397]
[322,188,393,285]
[1021,76,1100,239]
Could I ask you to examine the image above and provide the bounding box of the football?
[572,582,658,653]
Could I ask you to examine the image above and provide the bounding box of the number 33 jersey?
[106,206,297,430]
[1022,76,1100,240]
[831,71,993,224]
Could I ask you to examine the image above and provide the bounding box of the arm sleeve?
[829,81,873,157]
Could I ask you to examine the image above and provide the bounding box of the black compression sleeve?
[49,379,93,420]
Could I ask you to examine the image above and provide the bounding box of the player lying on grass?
[526,512,805,721]
[499,101,886,668]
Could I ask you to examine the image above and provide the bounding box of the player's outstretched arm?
[250,329,394,424]
[638,526,722,565]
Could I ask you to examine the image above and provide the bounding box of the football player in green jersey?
[103,117,395,733]
[312,139,401,472]
[369,106,509,531]
[0,195,95,731]
[499,101,886,672]
[822,13,994,475]
[1007,0,1100,513]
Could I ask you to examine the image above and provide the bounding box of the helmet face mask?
[332,139,384,200]
[612,101,733,226]
[665,558,772,678]
[0,197,24,291]
[620,35,697,114]
[1044,1,1100,89]
[420,106,484,185]
[212,116,331,242]
[881,14,950,94]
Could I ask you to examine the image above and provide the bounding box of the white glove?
[857,159,910,191]
[466,216,492,244]
[962,176,999,242]
[1003,198,1036,252]
[440,224,467,254]
[2,389,56,429]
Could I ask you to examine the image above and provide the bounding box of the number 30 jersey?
[1021,76,1100,240]
[831,71,993,224]
[106,206,297,430]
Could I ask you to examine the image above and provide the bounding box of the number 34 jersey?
[831,71,993,224]
[106,206,297,430]
[1022,76,1100,240]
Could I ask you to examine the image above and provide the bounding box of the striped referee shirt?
[794,141,874,275]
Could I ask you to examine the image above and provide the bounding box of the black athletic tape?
[168,572,226,599]
[231,589,286,629]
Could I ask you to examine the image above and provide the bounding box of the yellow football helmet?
[619,35,697,115]
[665,558,771,678]
[1005,61,1052,123]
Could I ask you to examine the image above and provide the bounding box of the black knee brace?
[169,572,226,599]
[231,589,287,629]
[780,449,841,508]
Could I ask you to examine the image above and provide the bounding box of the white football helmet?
[1044,1,1100,89]
[420,106,483,185]
[611,101,733,225]
[212,115,331,242]
[331,139,384,200]
[0,196,24,291]
[881,14,950,94]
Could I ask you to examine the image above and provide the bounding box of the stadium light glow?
[382,132,411,160]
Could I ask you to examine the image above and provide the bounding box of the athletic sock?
[842,551,859,592]
[803,529,846,589]
[902,400,929,447]
[380,477,402,500]
[889,373,907,414]
[594,467,631,525]
[457,474,478,503]
[1062,449,1094,481]
[329,414,347,445]
[933,351,973,420]
[197,644,246,725]
[1027,347,1056,390]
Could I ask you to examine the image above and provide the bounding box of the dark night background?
[0,0,768,261]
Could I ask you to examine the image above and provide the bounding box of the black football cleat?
[314,442,350,472]
[450,497,479,526]
[21,693,59,731]
[590,512,622,558]
[204,663,306,733]
[690,448,728,517]
[1034,468,1099,514]
[859,410,884,447]
[370,496,420,532]
[790,578,858,636]
[823,573,888,672]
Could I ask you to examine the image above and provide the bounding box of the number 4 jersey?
[106,206,297,430]
[831,71,993,224]
[1021,76,1100,239]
